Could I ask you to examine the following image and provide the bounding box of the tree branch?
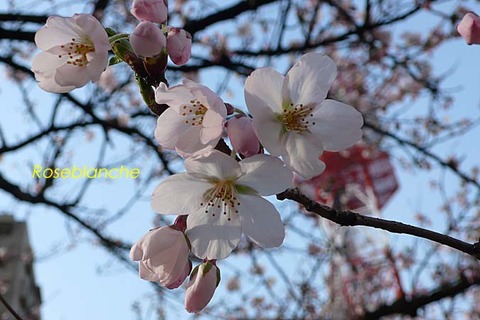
[362,272,480,319]
[277,188,480,260]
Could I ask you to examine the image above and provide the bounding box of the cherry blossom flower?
[155,80,227,158]
[226,116,261,158]
[130,21,166,57]
[131,0,168,24]
[130,226,191,289]
[185,261,220,313]
[244,52,363,179]
[166,28,192,65]
[31,14,110,93]
[151,150,293,259]
[457,12,480,45]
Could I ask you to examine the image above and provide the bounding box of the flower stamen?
[182,100,208,126]
[202,181,239,222]
[282,103,314,132]
[58,37,95,67]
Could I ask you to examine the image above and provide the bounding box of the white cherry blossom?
[155,79,227,158]
[244,52,363,179]
[151,150,293,259]
[31,14,111,93]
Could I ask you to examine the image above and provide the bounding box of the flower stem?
[108,33,129,44]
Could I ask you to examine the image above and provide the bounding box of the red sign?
[296,145,398,212]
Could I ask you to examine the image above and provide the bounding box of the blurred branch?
[362,271,480,319]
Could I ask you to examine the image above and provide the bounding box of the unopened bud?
[185,261,220,313]
[130,21,166,57]
[457,12,480,45]
[167,28,192,65]
[131,0,168,24]
[227,116,261,158]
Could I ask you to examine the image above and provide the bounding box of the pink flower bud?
[226,116,261,158]
[130,21,166,57]
[457,12,480,45]
[130,226,191,288]
[185,261,220,313]
[131,0,168,24]
[167,28,192,65]
[166,259,192,289]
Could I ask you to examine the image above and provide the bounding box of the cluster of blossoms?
[31,0,367,313]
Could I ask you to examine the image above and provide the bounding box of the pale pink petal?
[238,195,285,248]
[199,125,223,145]
[151,174,211,214]
[282,132,326,179]
[283,53,336,106]
[31,52,74,93]
[85,50,109,82]
[155,82,195,111]
[175,126,215,157]
[310,99,363,151]
[129,242,144,261]
[244,68,284,118]
[139,261,160,282]
[155,107,191,149]
[54,62,91,87]
[186,208,242,259]
[34,16,80,50]
[184,150,242,180]
[237,154,292,196]
[189,82,227,118]
[251,117,284,156]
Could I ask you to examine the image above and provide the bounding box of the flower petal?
[55,62,90,87]
[282,132,326,179]
[186,208,242,259]
[237,154,292,196]
[283,53,337,106]
[155,82,195,111]
[34,16,80,51]
[244,67,284,118]
[175,126,215,158]
[31,52,75,93]
[238,195,285,248]
[251,117,284,156]
[310,99,363,151]
[184,150,242,180]
[151,174,211,214]
[155,107,190,149]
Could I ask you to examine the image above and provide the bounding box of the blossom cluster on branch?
[27,0,480,315]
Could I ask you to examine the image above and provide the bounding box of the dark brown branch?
[183,0,279,36]
[362,272,480,319]
[0,172,131,252]
[277,188,480,260]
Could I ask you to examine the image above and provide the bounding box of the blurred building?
[0,215,41,320]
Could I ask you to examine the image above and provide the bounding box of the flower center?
[58,37,95,67]
[282,103,315,132]
[200,181,240,222]
[181,100,208,126]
